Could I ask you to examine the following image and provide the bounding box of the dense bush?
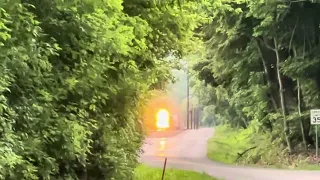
[0,0,199,179]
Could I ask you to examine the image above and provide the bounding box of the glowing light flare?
[156,109,170,129]
[160,138,166,151]
[157,138,166,157]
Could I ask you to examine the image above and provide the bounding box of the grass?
[134,164,217,180]
[207,125,251,164]
[207,125,320,170]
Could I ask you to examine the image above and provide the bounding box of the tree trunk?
[297,79,307,150]
[293,47,307,151]
[274,38,293,153]
[256,39,278,111]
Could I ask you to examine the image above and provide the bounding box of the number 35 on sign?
[310,109,320,125]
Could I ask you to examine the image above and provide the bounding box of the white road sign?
[310,109,320,125]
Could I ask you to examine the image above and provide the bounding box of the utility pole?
[198,109,200,128]
[187,65,190,129]
[193,107,198,129]
[196,108,199,129]
[193,107,196,129]
[190,105,193,129]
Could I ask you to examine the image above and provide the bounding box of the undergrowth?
[207,125,320,170]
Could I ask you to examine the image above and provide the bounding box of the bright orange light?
[160,138,166,151]
[156,109,170,129]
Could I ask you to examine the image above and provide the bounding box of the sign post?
[310,109,320,158]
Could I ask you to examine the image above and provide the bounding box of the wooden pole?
[187,66,189,129]
[195,108,198,129]
[161,158,168,180]
[193,108,196,129]
[190,107,193,129]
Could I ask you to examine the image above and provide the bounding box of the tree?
[192,0,320,158]
[0,0,200,179]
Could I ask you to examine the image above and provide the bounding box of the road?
[139,128,320,180]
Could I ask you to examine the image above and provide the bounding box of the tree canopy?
[0,0,200,179]
[192,0,320,161]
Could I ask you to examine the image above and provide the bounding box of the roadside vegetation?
[0,0,202,179]
[5,0,320,179]
[134,164,217,180]
[190,0,320,170]
[207,125,320,169]
[207,125,251,165]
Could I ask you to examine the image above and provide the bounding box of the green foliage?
[208,125,319,169]
[0,0,200,179]
[134,164,217,180]
[191,0,320,166]
[207,125,253,164]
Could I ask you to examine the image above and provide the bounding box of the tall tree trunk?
[274,38,293,153]
[297,79,307,150]
[256,39,278,111]
[293,47,307,151]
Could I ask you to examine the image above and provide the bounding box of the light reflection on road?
[157,138,167,157]
[143,129,215,160]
